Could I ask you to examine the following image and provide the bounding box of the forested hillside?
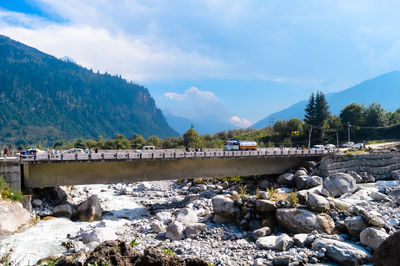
[0,35,178,146]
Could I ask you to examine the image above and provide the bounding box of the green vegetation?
[216,176,244,182]
[0,176,24,201]
[266,186,278,200]
[129,238,139,247]
[238,185,248,197]
[288,191,298,207]
[163,248,175,256]
[0,35,177,146]
[183,126,201,149]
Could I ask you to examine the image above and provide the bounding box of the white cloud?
[229,115,252,128]
[164,87,220,102]
[0,10,229,82]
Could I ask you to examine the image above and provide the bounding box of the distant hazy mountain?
[252,71,400,128]
[0,35,178,145]
[164,112,238,135]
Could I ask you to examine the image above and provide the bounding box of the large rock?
[151,220,166,233]
[373,231,400,266]
[295,169,308,177]
[293,233,309,247]
[53,204,73,218]
[307,193,330,212]
[255,199,277,212]
[185,223,207,239]
[295,175,309,190]
[212,195,239,220]
[348,171,363,183]
[306,176,323,188]
[32,199,42,208]
[360,227,389,250]
[175,208,198,225]
[256,234,293,251]
[253,227,271,239]
[323,173,357,197]
[213,214,232,224]
[277,173,294,186]
[165,221,184,241]
[73,195,102,222]
[344,216,368,237]
[356,207,385,228]
[312,237,372,265]
[82,227,118,244]
[276,208,335,234]
[0,200,34,234]
[42,186,67,204]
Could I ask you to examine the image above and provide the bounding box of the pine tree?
[304,92,315,125]
[314,91,330,126]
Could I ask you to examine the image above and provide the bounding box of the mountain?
[0,35,178,145]
[164,112,239,135]
[252,71,400,128]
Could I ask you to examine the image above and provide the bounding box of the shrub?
[288,191,298,207]
[238,185,248,197]
[163,248,175,256]
[129,238,139,247]
[0,176,25,201]
[266,186,277,200]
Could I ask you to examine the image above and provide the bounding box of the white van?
[142,146,155,151]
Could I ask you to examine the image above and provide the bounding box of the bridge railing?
[20,148,331,162]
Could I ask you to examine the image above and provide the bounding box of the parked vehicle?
[18,149,46,157]
[62,148,85,154]
[223,139,257,151]
[342,142,355,148]
[142,146,155,151]
[324,144,336,150]
[311,145,324,150]
[352,143,364,150]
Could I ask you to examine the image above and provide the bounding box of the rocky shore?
[1,158,400,265]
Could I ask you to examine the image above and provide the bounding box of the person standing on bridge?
[3,146,8,157]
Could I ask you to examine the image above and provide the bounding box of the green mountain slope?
[0,35,178,145]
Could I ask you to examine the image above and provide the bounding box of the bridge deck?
[20,148,329,162]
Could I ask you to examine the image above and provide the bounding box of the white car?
[324,144,336,150]
[342,142,355,148]
[62,148,85,154]
[352,143,364,150]
[312,145,325,150]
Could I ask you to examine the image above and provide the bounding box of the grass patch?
[344,150,367,155]
[0,176,24,201]
[216,176,244,182]
[266,186,277,200]
[238,185,248,197]
[129,238,139,247]
[163,248,175,256]
[288,191,298,207]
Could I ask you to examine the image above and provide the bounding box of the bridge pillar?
[0,160,22,191]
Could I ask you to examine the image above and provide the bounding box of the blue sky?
[1,1,400,127]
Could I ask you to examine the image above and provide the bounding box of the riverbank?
[1,162,400,265]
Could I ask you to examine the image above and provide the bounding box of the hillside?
[252,71,400,128]
[0,35,178,145]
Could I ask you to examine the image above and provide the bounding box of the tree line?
[16,92,400,151]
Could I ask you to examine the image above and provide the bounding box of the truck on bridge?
[223,138,257,151]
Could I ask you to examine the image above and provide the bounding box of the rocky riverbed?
[1,161,400,265]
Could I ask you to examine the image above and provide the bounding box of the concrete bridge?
[0,148,330,191]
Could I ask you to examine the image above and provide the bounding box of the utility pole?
[308,127,313,149]
[336,132,339,149]
[347,122,351,143]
